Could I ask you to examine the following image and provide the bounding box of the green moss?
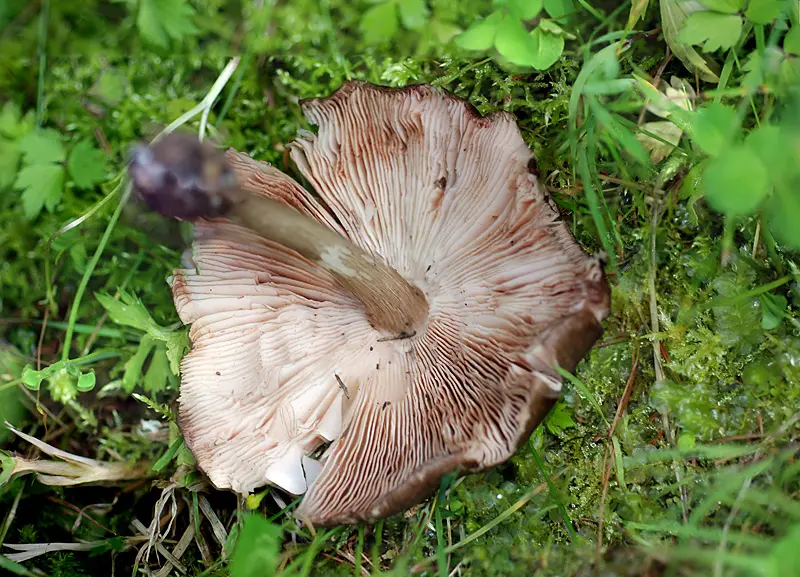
[1,1,798,575]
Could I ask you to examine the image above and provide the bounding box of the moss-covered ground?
[1,1,799,576]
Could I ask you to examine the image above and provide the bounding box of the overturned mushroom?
[128,82,611,526]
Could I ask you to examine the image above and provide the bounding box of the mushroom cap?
[171,81,610,526]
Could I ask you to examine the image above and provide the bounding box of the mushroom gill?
[165,81,610,526]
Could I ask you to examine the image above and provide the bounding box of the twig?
[609,347,639,439]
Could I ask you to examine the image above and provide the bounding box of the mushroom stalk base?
[229,194,429,337]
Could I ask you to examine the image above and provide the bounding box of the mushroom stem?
[127,134,428,337]
[226,194,428,336]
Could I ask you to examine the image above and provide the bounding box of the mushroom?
[128,81,611,526]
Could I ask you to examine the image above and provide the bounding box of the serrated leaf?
[785,26,800,55]
[96,291,152,332]
[544,400,576,435]
[677,11,743,52]
[703,145,769,215]
[137,0,198,48]
[144,346,170,393]
[166,331,189,375]
[528,26,564,69]
[68,140,107,189]
[494,15,537,66]
[508,0,543,19]
[229,514,282,577]
[760,293,787,330]
[691,102,738,156]
[17,129,65,165]
[0,139,21,189]
[746,0,785,23]
[0,102,35,140]
[455,10,503,51]
[397,0,429,29]
[76,371,96,392]
[660,0,720,81]
[360,1,399,44]
[14,164,65,219]
[697,0,745,14]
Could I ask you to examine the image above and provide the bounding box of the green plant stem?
[60,184,129,362]
[35,0,49,128]
[529,441,578,540]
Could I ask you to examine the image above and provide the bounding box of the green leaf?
[544,400,576,435]
[612,436,626,490]
[0,139,21,189]
[766,186,800,249]
[397,0,429,30]
[124,335,156,392]
[703,145,769,215]
[229,514,283,577]
[144,346,170,393]
[508,0,543,19]
[455,10,503,51]
[760,293,787,330]
[626,0,650,29]
[428,19,462,44]
[96,291,152,332]
[21,365,45,390]
[360,1,399,44]
[746,0,786,24]
[165,331,190,376]
[691,102,738,156]
[745,124,795,178]
[537,17,572,37]
[785,26,800,56]
[77,371,96,392]
[0,102,35,140]
[544,0,574,22]
[677,11,743,52]
[638,121,684,163]
[17,129,65,165]
[660,0,720,81]
[68,140,107,189]
[14,164,65,219]
[770,524,800,577]
[587,97,650,165]
[88,68,128,107]
[495,15,537,66]
[697,0,745,14]
[677,432,696,450]
[528,26,565,69]
[152,438,184,472]
[137,0,198,48]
